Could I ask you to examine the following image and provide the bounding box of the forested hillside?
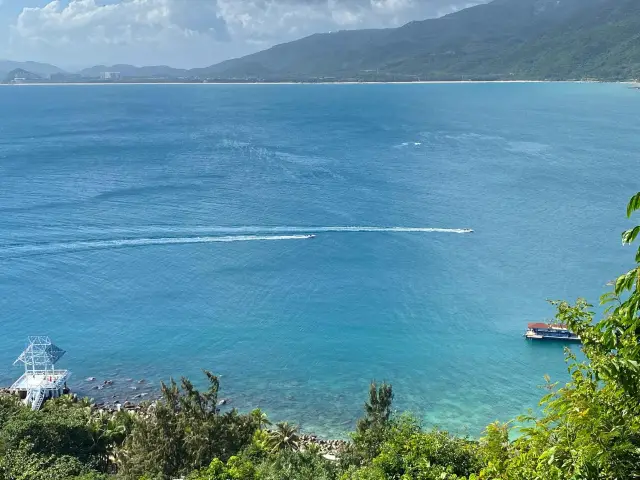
[198,0,640,81]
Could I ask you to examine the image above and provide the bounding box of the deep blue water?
[0,83,638,437]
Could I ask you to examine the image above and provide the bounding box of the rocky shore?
[298,433,349,457]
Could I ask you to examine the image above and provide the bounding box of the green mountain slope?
[2,68,42,83]
[199,0,639,81]
[496,0,640,79]
[79,64,188,78]
[193,28,390,78]
[0,60,65,78]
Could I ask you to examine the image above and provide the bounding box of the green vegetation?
[199,0,640,82]
[1,191,639,479]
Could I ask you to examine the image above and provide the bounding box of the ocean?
[0,83,638,438]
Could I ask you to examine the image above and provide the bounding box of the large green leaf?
[614,269,638,295]
[622,226,640,245]
[627,192,640,218]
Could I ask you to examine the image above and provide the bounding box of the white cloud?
[371,0,412,13]
[13,0,228,47]
[6,0,486,68]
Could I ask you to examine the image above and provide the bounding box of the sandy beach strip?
[0,80,606,87]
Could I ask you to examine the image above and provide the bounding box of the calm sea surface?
[0,83,638,437]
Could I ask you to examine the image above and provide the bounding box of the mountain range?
[199,0,640,81]
[3,0,640,82]
[0,60,65,81]
[77,64,189,78]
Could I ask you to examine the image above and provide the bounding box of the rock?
[86,377,96,382]
[104,380,114,385]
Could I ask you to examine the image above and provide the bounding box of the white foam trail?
[74,226,473,236]
[0,235,313,257]
[302,226,471,234]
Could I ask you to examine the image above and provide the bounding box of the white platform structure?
[10,336,71,410]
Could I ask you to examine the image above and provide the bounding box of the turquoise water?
[0,83,638,437]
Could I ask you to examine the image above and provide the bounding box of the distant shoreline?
[1,80,635,87]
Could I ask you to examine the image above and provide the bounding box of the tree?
[343,415,482,480]
[359,382,393,431]
[118,371,258,480]
[87,409,133,472]
[0,401,97,466]
[0,449,92,480]
[250,408,271,431]
[342,381,394,467]
[186,456,256,480]
[267,422,301,453]
[477,191,640,479]
[0,395,112,480]
[256,450,338,480]
[582,190,640,398]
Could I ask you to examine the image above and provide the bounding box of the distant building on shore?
[3,68,40,84]
[100,71,121,81]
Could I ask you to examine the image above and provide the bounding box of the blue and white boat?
[525,323,580,342]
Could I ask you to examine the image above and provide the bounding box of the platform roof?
[14,336,66,368]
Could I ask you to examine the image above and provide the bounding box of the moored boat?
[524,322,580,342]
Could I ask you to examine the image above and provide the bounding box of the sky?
[0,0,484,70]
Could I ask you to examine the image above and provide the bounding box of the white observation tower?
[10,336,71,410]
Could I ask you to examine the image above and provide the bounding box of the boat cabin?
[525,323,580,341]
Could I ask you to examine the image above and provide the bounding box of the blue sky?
[0,0,483,70]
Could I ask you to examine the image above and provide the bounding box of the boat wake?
[0,235,313,258]
[0,226,473,258]
[72,225,474,236]
[300,226,471,234]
